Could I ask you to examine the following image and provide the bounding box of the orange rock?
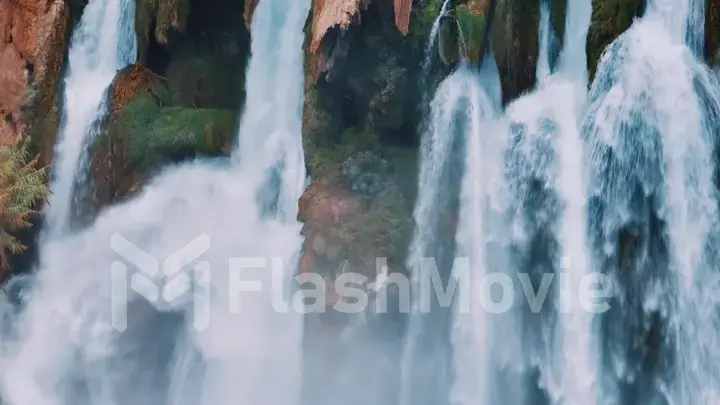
[109,62,157,118]
[0,46,26,122]
[298,179,362,228]
[0,0,12,43]
[309,0,363,53]
[243,0,259,29]
[0,0,68,151]
[394,0,411,35]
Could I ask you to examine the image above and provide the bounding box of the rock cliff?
[0,0,70,162]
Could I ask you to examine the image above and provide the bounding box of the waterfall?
[449,60,506,405]
[400,60,502,405]
[503,1,597,404]
[0,1,311,405]
[422,0,453,73]
[46,0,137,236]
[584,0,720,404]
[536,0,552,84]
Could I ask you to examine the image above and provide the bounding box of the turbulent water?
[3,0,720,404]
[585,0,720,403]
[0,2,310,405]
[46,0,137,236]
[400,62,500,405]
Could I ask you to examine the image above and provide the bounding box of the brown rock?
[109,62,157,118]
[0,0,69,161]
[0,46,26,129]
[298,179,362,228]
[0,0,11,43]
[244,0,259,29]
[309,0,363,53]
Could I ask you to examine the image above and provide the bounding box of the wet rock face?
[0,0,69,155]
[707,0,720,66]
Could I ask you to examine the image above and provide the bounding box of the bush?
[306,128,381,181]
[0,137,49,276]
[115,93,236,170]
[341,151,390,200]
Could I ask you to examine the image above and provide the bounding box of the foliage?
[0,137,49,275]
[116,93,236,170]
[135,0,190,58]
[341,151,390,200]
[329,181,410,269]
[306,128,381,181]
[408,0,444,45]
[164,46,246,109]
[456,4,487,63]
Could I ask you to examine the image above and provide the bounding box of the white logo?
[110,233,211,331]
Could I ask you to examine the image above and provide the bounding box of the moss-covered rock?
[135,0,190,60]
[438,14,461,66]
[92,63,237,209]
[455,0,489,64]
[164,44,245,110]
[586,0,643,80]
[110,63,165,117]
[116,93,235,171]
[492,0,541,103]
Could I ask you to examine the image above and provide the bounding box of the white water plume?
[584,1,720,401]
[46,0,137,236]
[422,0,453,72]
[536,0,553,83]
[504,0,597,404]
[449,62,506,405]
[0,2,311,405]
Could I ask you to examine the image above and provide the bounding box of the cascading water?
[401,63,480,405]
[0,1,310,405]
[536,0,552,84]
[422,0,453,73]
[448,59,507,405]
[46,0,137,236]
[583,0,720,404]
[503,1,597,404]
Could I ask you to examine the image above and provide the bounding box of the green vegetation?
[115,93,236,171]
[0,137,49,278]
[330,184,410,268]
[456,4,487,63]
[306,128,381,182]
[135,0,191,59]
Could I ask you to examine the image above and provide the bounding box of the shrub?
[0,137,49,277]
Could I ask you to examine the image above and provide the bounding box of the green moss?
[456,5,487,63]
[411,0,443,36]
[307,128,381,182]
[135,0,190,59]
[117,93,236,170]
[587,0,643,80]
[331,184,411,268]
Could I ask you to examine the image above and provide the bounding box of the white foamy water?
[0,1,311,405]
[46,0,137,236]
[584,0,720,402]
